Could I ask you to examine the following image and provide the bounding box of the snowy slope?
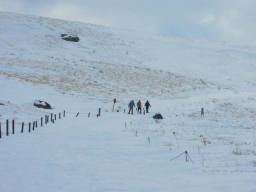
[0,77,256,192]
[0,12,256,192]
[1,11,256,101]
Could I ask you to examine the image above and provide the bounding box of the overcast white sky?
[1,0,255,44]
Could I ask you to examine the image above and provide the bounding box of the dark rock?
[61,34,80,42]
[34,100,52,109]
[153,113,163,119]
[0,103,4,105]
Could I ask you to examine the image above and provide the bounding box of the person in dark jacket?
[128,100,135,114]
[145,100,151,113]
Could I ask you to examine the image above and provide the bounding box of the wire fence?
[0,110,66,139]
[0,105,196,166]
[0,107,104,140]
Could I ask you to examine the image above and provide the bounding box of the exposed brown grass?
[232,150,243,156]
[0,57,214,101]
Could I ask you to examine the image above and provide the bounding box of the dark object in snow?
[34,100,52,109]
[61,34,80,42]
[201,107,204,117]
[153,113,163,119]
[0,103,4,105]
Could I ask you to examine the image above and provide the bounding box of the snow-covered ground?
[0,12,256,192]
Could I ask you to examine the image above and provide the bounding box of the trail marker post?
[201,108,204,117]
[6,120,9,136]
[21,122,24,133]
[12,120,15,134]
[29,122,31,133]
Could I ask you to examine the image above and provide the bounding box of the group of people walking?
[128,100,151,115]
[112,98,151,115]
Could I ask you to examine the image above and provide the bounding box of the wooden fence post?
[51,113,53,122]
[63,110,65,117]
[41,117,43,127]
[54,114,56,121]
[88,112,90,118]
[32,121,35,131]
[59,112,61,119]
[12,120,15,134]
[6,120,9,136]
[97,108,101,117]
[29,122,31,133]
[21,122,24,133]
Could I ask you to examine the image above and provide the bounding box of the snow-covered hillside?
[0,12,256,192]
[1,11,256,101]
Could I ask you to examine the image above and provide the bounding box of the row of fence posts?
[1,107,103,139]
[0,110,66,139]
[74,108,101,118]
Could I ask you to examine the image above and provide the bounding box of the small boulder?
[34,100,52,109]
[153,113,163,119]
[61,34,80,42]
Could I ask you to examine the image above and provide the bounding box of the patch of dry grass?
[0,57,215,101]
[232,150,243,156]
